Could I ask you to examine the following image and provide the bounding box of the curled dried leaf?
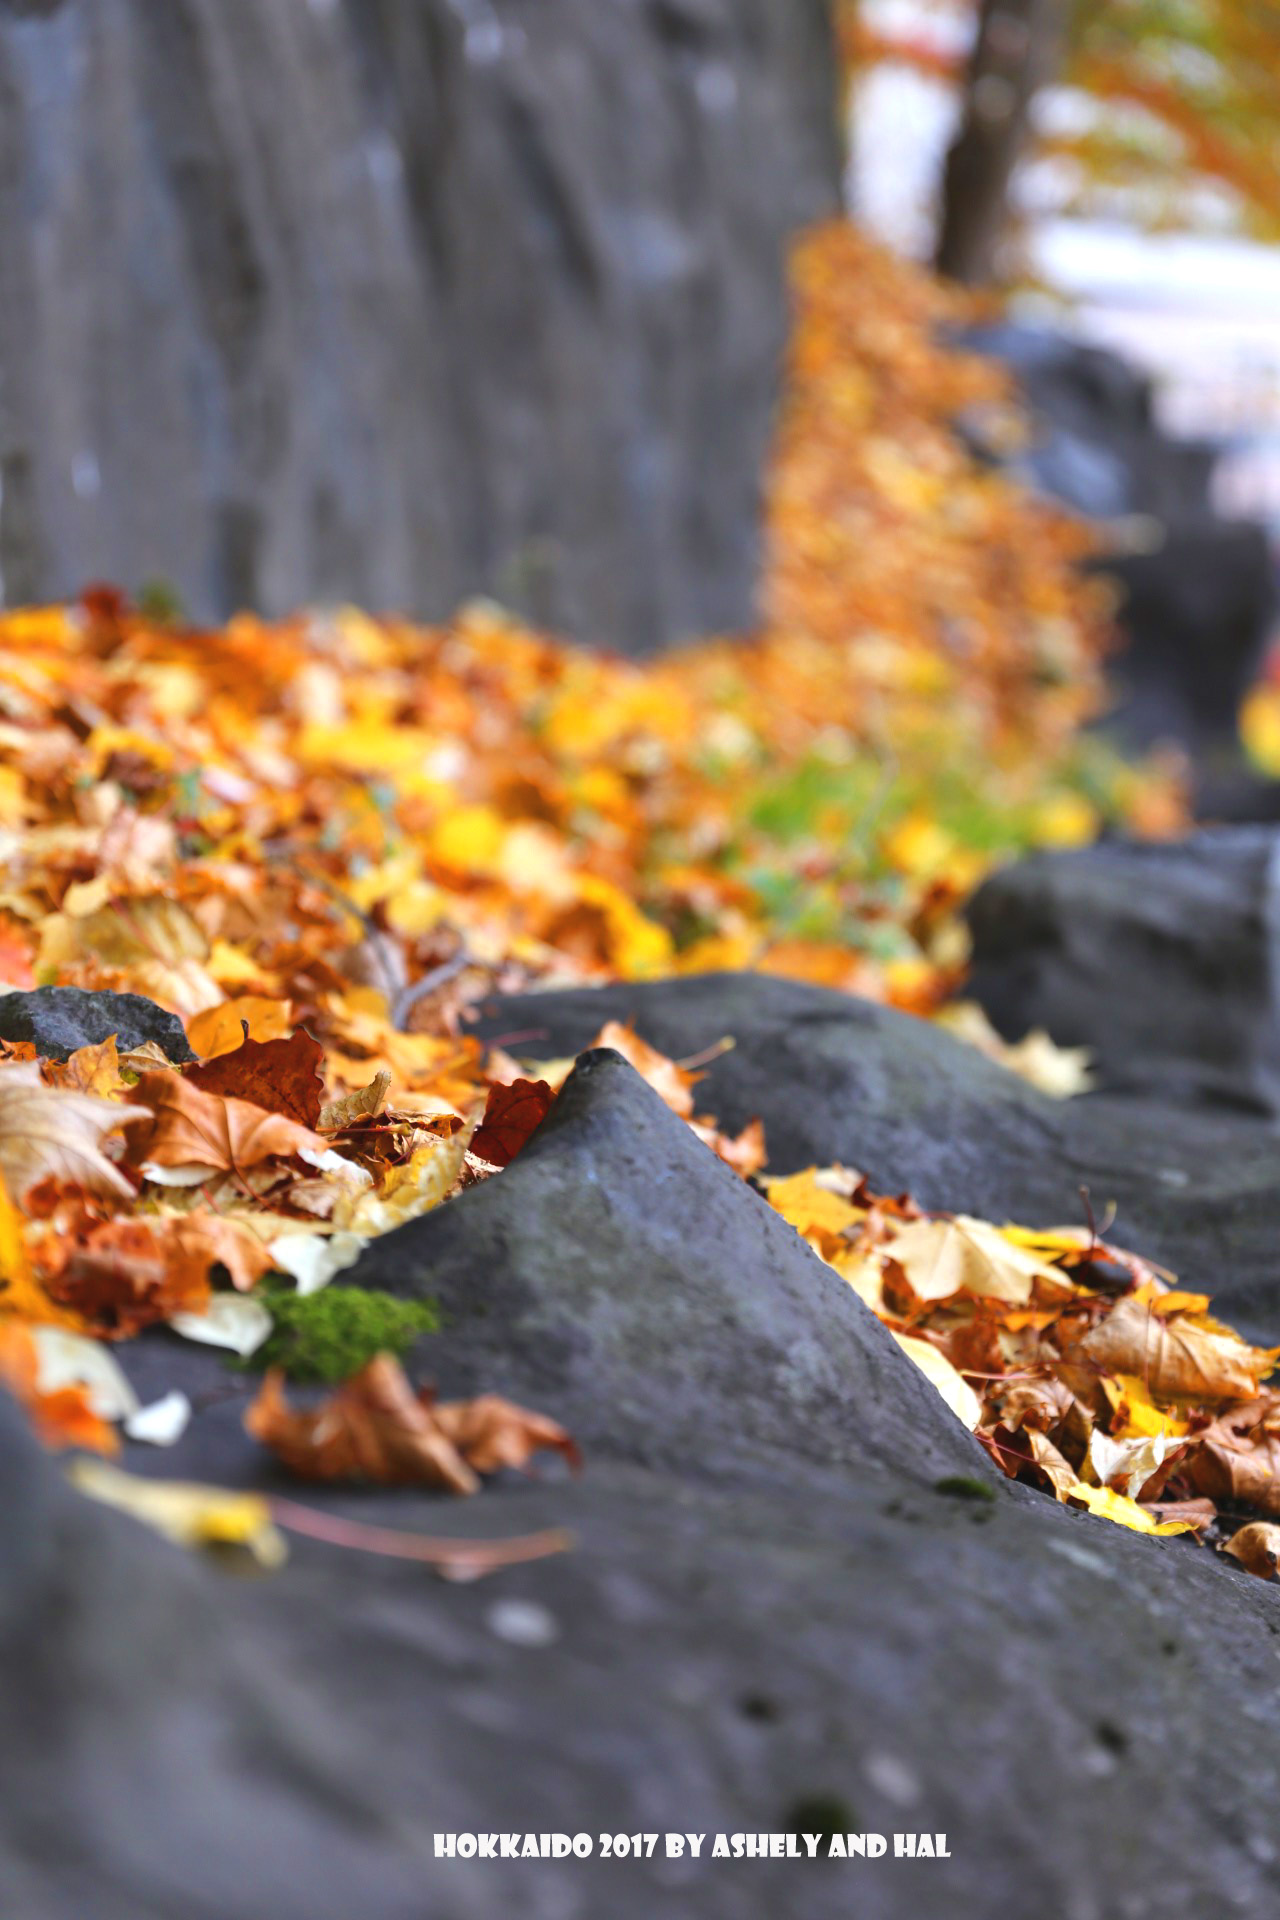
[1223,1520,1280,1580]
[0,1061,146,1201]
[1071,1294,1278,1406]
[245,1354,578,1493]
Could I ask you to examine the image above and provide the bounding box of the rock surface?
[11,1018,1280,1917]
[0,985,196,1063]
[0,1398,468,1920]
[474,970,1280,1341]
[0,0,839,650]
[348,1048,977,1485]
[966,831,1280,1119]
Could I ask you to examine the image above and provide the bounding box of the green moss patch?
[236,1286,440,1383]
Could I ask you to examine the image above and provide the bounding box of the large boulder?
[966,831,1280,1119]
[17,1018,1280,1917]
[0,0,839,650]
[472,970,1280,1340]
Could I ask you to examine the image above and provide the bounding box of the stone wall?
[0,0,840,649]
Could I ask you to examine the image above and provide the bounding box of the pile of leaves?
[766,1166,1280,1576]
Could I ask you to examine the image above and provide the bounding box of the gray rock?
[0,0,839,651]
[0,1398,473,1920]
[18,1028,1280,1918]
[966,831,1280,1118]
[347,1047,981,1487]
[0,985,196,1063]
[472,970,1280,1341]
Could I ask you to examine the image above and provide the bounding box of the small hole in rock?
[739,1692,782,1723]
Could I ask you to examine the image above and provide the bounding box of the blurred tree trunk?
[935,0,1068,286]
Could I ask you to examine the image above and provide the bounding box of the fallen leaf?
[47,1035,126,1099]
[0,1060,147,1201]
[1182,1398,1280,1516]
[39,895,220,1015]
[48,1216,212,1334]
[693,1114,767,1178]
[185,1027,326,1127]
[1071,1294,1279,1405]
[429,1391,582,1474]
[246,1357,480,1492]
[765,1168,862,1248]
[319,1069,392,1130]
[69,1458,286,1566]
[0,1323,118,1455]
[890,1329,982,1429]
[123,1070,327,1173]
[1223,1520,1280,1579]
[1085,1427,1182,1501]
[1064,1482,1199,1536]
[186,996,295,1059]
[124,1390,192,1447]
[30,1325,139,1420]
[886,1214,1067,1306]
[266,1228,368,1296]
[246,1354,579,1492]
[471,1077,555,1167]
[337,1130,468,1236]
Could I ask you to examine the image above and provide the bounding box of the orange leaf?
[187,997,294,1059]
[430,1391,582,1475]
[246,1357,480,1492]
[0,1323,117,1456]
[471,1078,555,1167]
[185,1028,326,1128]
[123,1070,327,1173]
[245,1354,579,1492]
[49,1216,212,1336]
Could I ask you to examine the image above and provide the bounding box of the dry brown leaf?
[1223,1520,1280,1579]
[48,1216,212,1335]
[185,1028,326,1128]
[470,1078,555,1167]
[1071,1294,1278,1406]
[0,1060,146,1201]
[245,1355,580,1493]
[123,1070,327,1174]
[319,1069,392,1130]
[429,1391,582,1475]
[1182,1398,1280,1516]
[46,1035,126,1099]
[246,1358,480,1492]
[689,1115,768,1178]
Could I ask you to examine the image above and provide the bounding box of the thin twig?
[392,948,471,1031]
[268,1495,573,1582]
